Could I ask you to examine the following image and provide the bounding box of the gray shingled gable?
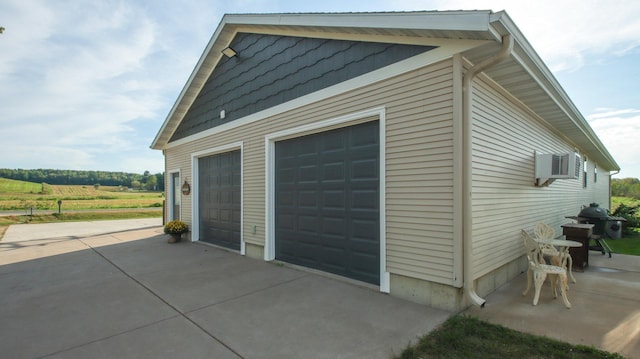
[170,33,435,141]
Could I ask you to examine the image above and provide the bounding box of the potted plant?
[164,220,189,243]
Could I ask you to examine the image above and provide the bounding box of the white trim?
[378,109,389,293]
[451,54,464,288]
[264,107,389,292]
[223,11,494,33]
[164,43,480,150]
[167,169,181,222]
[235,26,489,47]
[264,136,276,261]
[191,141,245,255]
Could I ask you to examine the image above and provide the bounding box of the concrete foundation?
[476,256,528,299]
[244,242,264,260]
[389,273,463,312]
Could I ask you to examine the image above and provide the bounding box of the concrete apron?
[0,221,450,359]
[465,252,640,359]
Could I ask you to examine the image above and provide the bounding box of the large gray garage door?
[199,150,241,250]
[275,121,380,285]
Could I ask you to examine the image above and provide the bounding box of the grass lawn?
[395,316,625,359]
[605,232,640,255]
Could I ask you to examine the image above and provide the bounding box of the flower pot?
[168,234,182,243]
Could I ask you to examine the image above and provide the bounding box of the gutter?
[462,33,514,307]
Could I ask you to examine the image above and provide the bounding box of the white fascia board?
[224,11,494,32]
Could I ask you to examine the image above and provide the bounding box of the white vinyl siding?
[164,59,458,286]
[471,77,611,277]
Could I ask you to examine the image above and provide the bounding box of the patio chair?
[534,222,576,283]
[521,230,571,308]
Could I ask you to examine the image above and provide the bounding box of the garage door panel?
[299,165,319,182]
[297,139,318,156]
[298,215,318,234]
[322,130,345,150]
[277,190,295,206]
[321,216,345,236]
[278,214,295,230]
[324,251,347,267]
[351,189,377,210]
[199,150,241,250]
[275,121,379,285]
[351,220,378,236]
[322,190,345,208]
[353,120,377,140]
[322,161,345,181]
[352,158,378,180]
[278,167,296,184]
[298,190,318,208]
[232,209,241,222]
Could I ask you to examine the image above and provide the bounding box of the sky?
[1,0,639,178]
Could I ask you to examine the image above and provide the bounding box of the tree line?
[611,178,640,199]
[0,168,164,191]
[2,170,636,198]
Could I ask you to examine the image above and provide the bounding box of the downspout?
[462,34,513,307]
[609,170,620,210]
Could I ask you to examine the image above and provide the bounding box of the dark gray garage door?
[199,150,241,250]
[275,121,380,285]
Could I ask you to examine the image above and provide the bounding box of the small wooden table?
[561,223,593,271]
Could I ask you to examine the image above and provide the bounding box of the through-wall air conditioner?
[534,151,581,186]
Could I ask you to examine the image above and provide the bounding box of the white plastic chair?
[522,230,571,308]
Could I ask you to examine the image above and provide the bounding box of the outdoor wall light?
[222,46,237,58]
[181,179,191,196]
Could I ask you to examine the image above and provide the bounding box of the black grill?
[568,203,626,258]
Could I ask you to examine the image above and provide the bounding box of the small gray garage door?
[275,121,380,285]
[199,150,241,250]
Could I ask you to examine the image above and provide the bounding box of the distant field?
[612,196,640,208]
[0,178,163,211]
[0,177,43,194]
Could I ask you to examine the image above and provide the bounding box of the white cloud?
[392,0,640,72]
[587,108,640,178]
[0,0,205,172]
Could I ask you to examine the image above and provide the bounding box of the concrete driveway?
[0,219,450,358]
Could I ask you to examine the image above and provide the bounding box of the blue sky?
[1,0,639,178]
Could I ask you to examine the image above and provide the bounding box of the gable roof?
[151,10,619,172]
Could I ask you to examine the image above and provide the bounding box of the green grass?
[395,316,625,359]
[0,177,43,193]
[601,197,640,256]
[0,179,163,210]
[605,229,640,256]
[612,196,640,208]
